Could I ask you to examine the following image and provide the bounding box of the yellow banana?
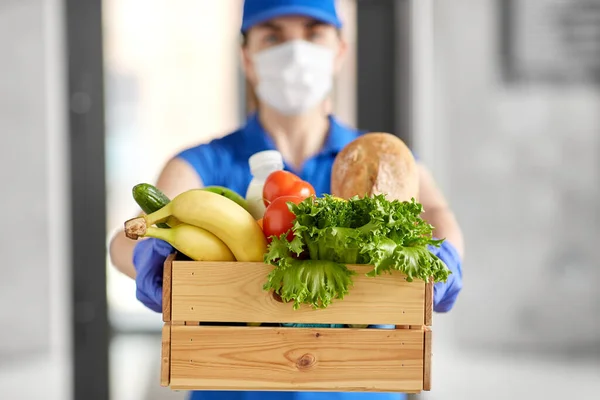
[125,189,267,262]
[152,223,235,261]
[138,212,181,228]
[138,223,235,262]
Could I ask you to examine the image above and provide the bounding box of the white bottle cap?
[248,150,284,176]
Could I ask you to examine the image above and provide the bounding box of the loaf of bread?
[330,132,419,201]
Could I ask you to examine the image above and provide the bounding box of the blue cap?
[241,0,342,33]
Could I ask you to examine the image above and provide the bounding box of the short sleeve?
[176,143,222,187]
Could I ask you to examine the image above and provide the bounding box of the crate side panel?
[425,278,433,326]
[423,328,432,391]
[161,323,171,387]
[169,325,424,392]
[171,262,426,325]
[162,253,176,322]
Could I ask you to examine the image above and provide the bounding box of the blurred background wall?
[0,0,72,399]
[431,0,600,349]
[417,0,600,397]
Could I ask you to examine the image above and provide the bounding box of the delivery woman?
[109,1,464,399]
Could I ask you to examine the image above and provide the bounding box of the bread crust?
[330,132,419,201]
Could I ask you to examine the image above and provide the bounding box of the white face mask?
[252,40,335,116]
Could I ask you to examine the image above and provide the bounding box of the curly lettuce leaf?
[263,232,305,263]
[288,194,450,280]
[263,194,451,309]
[363,241,450,282]
[263,243,355,310]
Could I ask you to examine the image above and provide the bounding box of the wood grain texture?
[425,278,433,326]
[171,261,426,325]
[161,323,171,387]
[169,325,424,392]
[423,327,432,391]
[162,253,176,322]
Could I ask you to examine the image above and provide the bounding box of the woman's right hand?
[132,238,174,313]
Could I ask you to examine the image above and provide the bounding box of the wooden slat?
[162,253,176,322]
[423,327,432,391]
[160,323,171,387]
[171,261,426,326]
[425,278,433,326]
[169,325,424,392]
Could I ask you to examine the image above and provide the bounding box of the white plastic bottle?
[245,150,284,219]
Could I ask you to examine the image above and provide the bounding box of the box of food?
[124,134,446,393]
[159,253,433,393]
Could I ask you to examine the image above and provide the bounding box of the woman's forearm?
[108,231,139,279]
[421,206,465,260]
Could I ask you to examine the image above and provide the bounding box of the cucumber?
[132,183,171,228]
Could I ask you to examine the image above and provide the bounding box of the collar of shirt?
[238,112,362,169]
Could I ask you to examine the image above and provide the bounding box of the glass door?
[103,0,244,333]
[103,1,245,399]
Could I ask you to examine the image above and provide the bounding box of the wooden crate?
[160,253,433,393]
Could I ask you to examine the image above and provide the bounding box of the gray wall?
[0,0,71,397]
[430,0,600,351]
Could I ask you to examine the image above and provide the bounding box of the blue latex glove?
[370,240,464,330]
[132,238,174,313]
[430,240,463,313]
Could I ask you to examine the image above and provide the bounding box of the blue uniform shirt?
[176,113,446,400]
[178,112,362,198]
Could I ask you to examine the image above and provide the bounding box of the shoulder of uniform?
[172,127,246,186]
[327,116,364,152]
[177,128,244,157]
[213,128,247,148]
[333,116,366,136]
[329,117,419,158]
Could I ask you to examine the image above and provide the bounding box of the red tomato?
[262,195,304,242]
[262,170,315,207]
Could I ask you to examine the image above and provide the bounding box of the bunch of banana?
[132,183,250,229]
[125,187,267,263]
